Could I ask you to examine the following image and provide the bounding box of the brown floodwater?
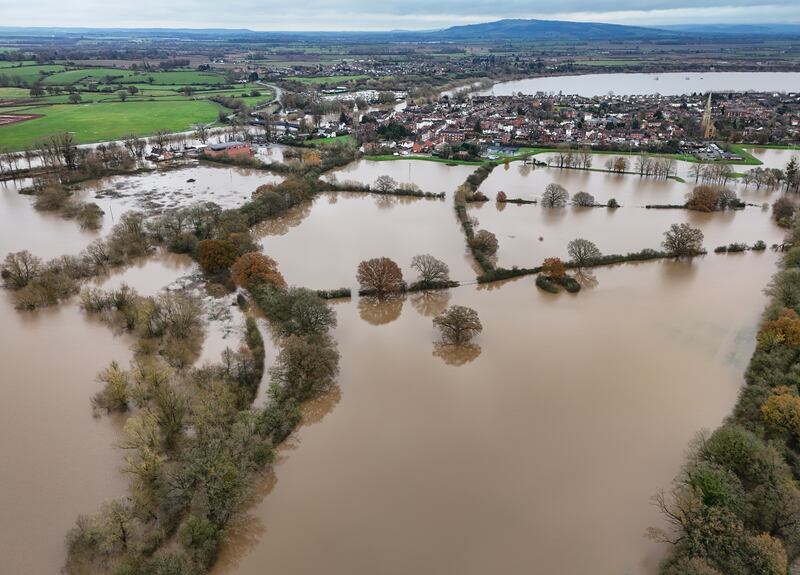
[0,154,787,574]
[215,253,775,575]
[475,163,785,268]
[326,158,477,195]
[257,191,477,289]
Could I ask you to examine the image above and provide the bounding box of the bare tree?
[541,183,569,208]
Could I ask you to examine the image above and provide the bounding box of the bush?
[535,274,559,293]
[197,239,238,275]
[607,198,619,208]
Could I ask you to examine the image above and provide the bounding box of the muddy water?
[82,162,284,236]
[326,158,477,195]
[257,192,477,289]
[474,164,784,268]
[482,72,800,97]
[216,253,775,575]
[744,147,800,171]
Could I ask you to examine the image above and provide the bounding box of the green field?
[0,100,221,151]
[287,74,369,84]
[43,68,139,85]
[0,87,31,98]
[306,134,356,146]
[0,64,65,83]
[0,60,36,68]
[117,71,227,85]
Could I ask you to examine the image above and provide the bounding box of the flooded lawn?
[215,253,775,575]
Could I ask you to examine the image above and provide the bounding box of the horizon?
[2,1,800,32]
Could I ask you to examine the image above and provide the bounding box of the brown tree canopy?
[686,185,721,212]
[572,191,596,207]
[496,191,507,202]
[231,252,286,290]
[541,257,567,279]
[197,239,238,274]
[433,305,483,345]
[356,257,404,294]
[469,229,499,256]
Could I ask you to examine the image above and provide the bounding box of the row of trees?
[356,254,456,295]
[654,223,800,574]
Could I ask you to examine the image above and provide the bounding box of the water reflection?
[574,269,599,289]
[253,201,313,237]
[432,342,482,366]
[410,290,451,317]
[358,295,404,326]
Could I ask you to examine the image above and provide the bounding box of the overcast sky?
[3,0,800,30]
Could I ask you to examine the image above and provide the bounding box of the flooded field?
[473,164,785,268]
[326,158,476,195]
[216,253,775,575]
[0,149,788,574]
[257,191,477,289]
[481,71,800,96]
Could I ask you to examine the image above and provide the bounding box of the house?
[204,141,253,158]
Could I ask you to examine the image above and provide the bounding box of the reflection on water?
[432,341,482,366]
[410,289,451,317]
[358,295,404,326]
[326,158,475,195]
[214,253,777,575]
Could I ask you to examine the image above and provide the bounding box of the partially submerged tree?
[567,239,602,268]
[373,175,397,193]
[469,229,499,257]
[410,254,450,286]
[433,305,483,345]
[541,257,567,279]
[1,250,42,289]
[197,239,238,275]
[572,191,596,207]
[662,223,704,257]
[541,183,569,208]
[356,257,404,295]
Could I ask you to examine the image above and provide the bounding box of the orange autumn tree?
[356,257,404,295]
[541,257,566,279]
[761,386,800,438]
[231,252,286,290]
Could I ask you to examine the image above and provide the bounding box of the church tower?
[701,92,715,140]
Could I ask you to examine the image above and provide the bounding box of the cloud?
[2,0,799,29]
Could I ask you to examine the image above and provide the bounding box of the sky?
[2,0,800,30]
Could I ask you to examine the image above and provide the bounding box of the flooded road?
[216,253,774,575]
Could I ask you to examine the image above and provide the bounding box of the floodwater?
[0,150,787,574]
[0,178,250,573]
[256,191,476,289]
[82,162,283,236]
[744,147,800,171]
[481,71,800,96]
[326,158,476,195]
[216,254,775,575]
[474,163,785,268]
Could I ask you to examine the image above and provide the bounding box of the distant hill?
[430,19,681,41]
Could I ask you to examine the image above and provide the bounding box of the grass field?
[0,87,31,98]
[0,60,36,68]
[42,68,139,85]
[0,100,221,150]
[116,71,227,85]
[0,64,65,83]
[306,134,356,146]
[287,75,369,84]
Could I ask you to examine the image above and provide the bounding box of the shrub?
[607,198,619,208]
[197,239,238,275]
